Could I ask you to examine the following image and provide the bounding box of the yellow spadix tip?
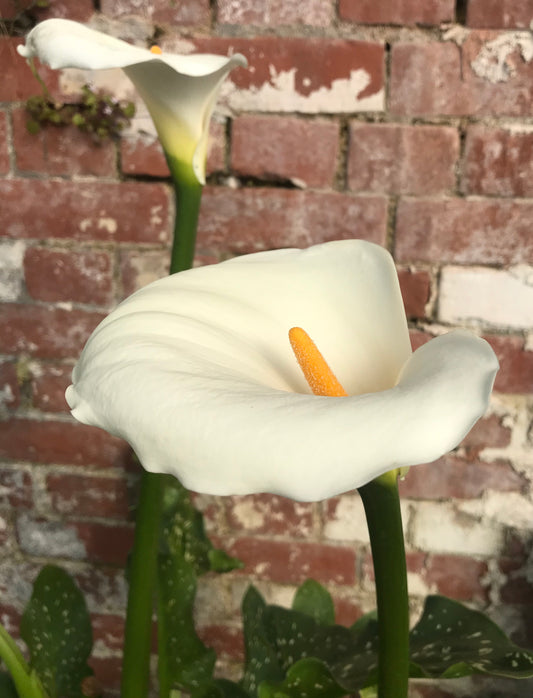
[150,45,163,54]
[289,326,348,397]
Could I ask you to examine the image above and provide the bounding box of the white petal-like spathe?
[66,240,498,501]
[17,19,246,183]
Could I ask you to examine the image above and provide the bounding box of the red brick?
[119,249,169,297]
[399,455,525,499]
[0,304,104,359]
[395,197,533,265]
[462,414,512,453]
[198,187,387,253]
[217,0,333,26]
[87,656,122,692]
[46,473,132,518]
[198,624,244,660]
[71,520,134,565]
[332,596,363,626]
[120,119,225,177]
[91,613,125,653]
[467,0,533,28]
[24,247,114,306]
[231,116,339,189]
[391,35,533,117]
[0,111,9,175]
[12,108,117,177]
[0,419,129,468]
[339,0,454,25]
[397,269,431,318]
[0,361,20,410]
[226,537,356,585]
[463,126,533,197]
[0,0,94,20]
[0,37,60,101]
[409,328,432,352]
[31,363,72,413]
[348,123,458,195]
[485,334,533,393]
[226,494,314,537]
[501,575,533,604]
[101,0,210,25]
[0,180,170,244]
[0,466,32,508]
[193,36,384,107]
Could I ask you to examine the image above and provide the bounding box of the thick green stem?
[120,157,203,698]
[359,472,409,698]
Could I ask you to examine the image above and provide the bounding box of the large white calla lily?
[65,240,498,502]
[17,19,246,184]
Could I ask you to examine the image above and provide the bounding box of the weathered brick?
[101,0,210,25]
[119,249,169,297]
[0,418,129,468]
[17,512,133,565]
[439,266,533,330]
[425,554,489,602]
[231,116,339,188]
[395,198,533,265]
[192,36,384,113]
[0,239,25,302]
[24,247,114,306]
[12,108,117,177]
[217,0,333,26]
[391,34,533,117]
[225,494,315,537]
[46,473,132,518]
[0,37,59,102]
[339,0,454,25]
[198,187,387,253]
[399,455,525,499]
[226,538,356,585]
[120,120,225,177]
[0,111,10,174]
[397,268,431,318]
[91,613,125,653]
[348,123,458,195]
[31,363,72,413]
[485,334,533,393]
[0,304,104,359]
[0,466,32,508]
[467,0,533,28]
[0,361,20,411]
[501,574,533,604]
[462,414,512,452]
[197,624,244,660]
[0,180,170,244]
[87,656,122,692]
[0,0,94,20]
[463,125,533,197]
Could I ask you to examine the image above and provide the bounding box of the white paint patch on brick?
[221,68,384,113]
[439,265,533,329]
[458,492,533,530]
[16,513,87,560]
[471,31,533,84]
[324,495,410,543]
[411,502,504,556]
[0,240,24,302]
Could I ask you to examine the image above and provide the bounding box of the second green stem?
[359,471,410,698]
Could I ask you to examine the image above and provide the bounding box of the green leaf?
[241,587,285,697]
[157,477,240,694]
[0,671,20,698]
[259,658,346,698]
[410,595,533,680]
[26,120,41,135]
[191,678,252,698]
[20,565,93,698]
[291,580,334,626]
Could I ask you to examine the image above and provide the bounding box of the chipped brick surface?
[339,0,454,25]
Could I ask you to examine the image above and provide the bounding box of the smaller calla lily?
[17,19,246,184]
[65,240,499,502]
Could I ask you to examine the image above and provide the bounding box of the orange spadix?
[150,45,163,54]
[289,327,348,397]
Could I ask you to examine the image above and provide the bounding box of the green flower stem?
[0,623,46,698]
[359,471,409,698]
[120,158,203,698]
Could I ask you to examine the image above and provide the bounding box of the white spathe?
[65,240,498,501]
[17,19,246,184]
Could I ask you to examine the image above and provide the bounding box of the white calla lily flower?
[65,240,498,502]
[17,18,246,184]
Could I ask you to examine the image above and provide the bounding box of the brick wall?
[1,1,533,696]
